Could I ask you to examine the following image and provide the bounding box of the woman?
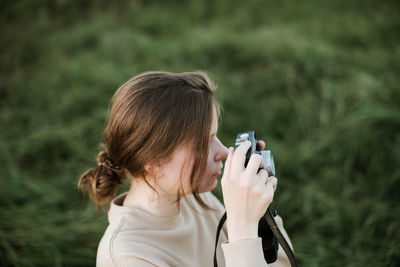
[78,71,293,267]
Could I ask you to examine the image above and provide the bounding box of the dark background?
[1,0,399,266]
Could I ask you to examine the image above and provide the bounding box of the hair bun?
[97,151,122,174]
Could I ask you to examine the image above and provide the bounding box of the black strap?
[263,209,297,267]
[213,210,297,267]
[213,212,227,267]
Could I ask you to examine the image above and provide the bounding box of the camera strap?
[213,212,227,267]
[213,209,297,267]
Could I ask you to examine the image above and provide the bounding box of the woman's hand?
[221,140,278,242]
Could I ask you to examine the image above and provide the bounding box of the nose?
[214,141,228,162]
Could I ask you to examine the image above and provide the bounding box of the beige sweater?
[96,191,293,267]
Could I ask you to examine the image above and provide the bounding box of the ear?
[144,163,160,178]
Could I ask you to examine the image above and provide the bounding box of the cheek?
[159,149,194,194]
[205,148,215,172]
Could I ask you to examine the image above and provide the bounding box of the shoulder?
[97,215,128,266]
[97,215,163,266]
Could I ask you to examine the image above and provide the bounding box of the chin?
[198,178,218,193]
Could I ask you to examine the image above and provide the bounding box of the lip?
[213,170,222,178]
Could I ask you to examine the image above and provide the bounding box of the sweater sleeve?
[270,215,293,267]
[221,215,294,267]
[221,237,269,267]
[115,254,158,267]
[203,192,268,266]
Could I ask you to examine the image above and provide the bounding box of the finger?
[266,176,278,191]
[222,147,234,178]
[256,140,266,151]
[264,178,276,203]
[257,169,269,185]
[231,141,252,172]
[246,154,263,175]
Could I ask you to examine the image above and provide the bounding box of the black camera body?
[234,131,278,264]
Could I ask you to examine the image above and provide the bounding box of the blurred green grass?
[1,0,399,266]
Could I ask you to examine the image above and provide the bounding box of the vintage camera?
[234,131,278,264]
[234,131,275,176]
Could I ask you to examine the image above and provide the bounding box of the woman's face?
[156,107,228,195]
[197,107,228,193]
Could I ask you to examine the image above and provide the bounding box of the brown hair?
[78,71,217,210]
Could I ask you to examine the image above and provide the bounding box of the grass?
[1,0,399,266]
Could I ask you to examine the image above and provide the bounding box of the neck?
[123,178,180,217]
